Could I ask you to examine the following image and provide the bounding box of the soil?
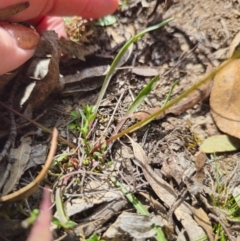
[1,0,240,240]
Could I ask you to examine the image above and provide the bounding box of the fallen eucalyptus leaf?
[227,32,240,58]
[103,212,164,239]
[26,31,60,109]
[192,207,214,241]
[26,144,48,170]
[200,135,240,153]
[210,59,240,138]
[2,136,32,195]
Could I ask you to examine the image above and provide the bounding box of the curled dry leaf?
[210,59,240,139]
[26,31,60,109]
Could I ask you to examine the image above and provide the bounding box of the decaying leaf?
[192,207,214,241]
[210,59,240,139]
[227,32,240,58]
[161,157,184,186]
[59,65,110,95]
[103,212,165,240]
[26,31,60,109]
[2,136,32,195]
[26,144,48,170]
[128,137,206,240]
[58,38,93,60]
[194,151,207,183]
[200,134,240,153]
[61,179,123,217]
[0,128,58,203]
[1,139,47,195]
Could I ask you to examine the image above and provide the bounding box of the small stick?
[0,101,76,149]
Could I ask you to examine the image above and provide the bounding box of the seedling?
[86,233,105,241]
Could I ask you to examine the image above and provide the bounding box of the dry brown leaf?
[103,212,165,240]
[0,128,58,203]
[227,32,240,58]
[210,59,240,138]
[194,151,207,183]
[58,38,93,60]
[161,157,184,186]
[2,136,32,195]
[128,137,206,240]
[192,207,214,241]
[26,31,60,109]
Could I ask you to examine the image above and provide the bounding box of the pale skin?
[0,0,119,75]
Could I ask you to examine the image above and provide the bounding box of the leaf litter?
[2,0,240,240]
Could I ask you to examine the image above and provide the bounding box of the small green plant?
[68,105,97,155]
[67,105,107,167]
[86,233,105,241]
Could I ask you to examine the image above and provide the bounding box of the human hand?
[0,0,118,75]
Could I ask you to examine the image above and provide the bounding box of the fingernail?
[0,23,40,50]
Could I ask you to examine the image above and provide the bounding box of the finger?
[32,16,67,38]
[26,187,52,241]
[28,16,67,38]
[4,0,118,22]
[46,0,119,18]
[0,23,39,75]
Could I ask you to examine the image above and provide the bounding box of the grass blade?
[128,75,159,114]
[95,18,174,110]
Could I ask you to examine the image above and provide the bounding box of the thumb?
[0,23,40,75]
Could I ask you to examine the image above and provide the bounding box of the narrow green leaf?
[128,75,159,114]
[161,80,179,108]
[95,18,174,111]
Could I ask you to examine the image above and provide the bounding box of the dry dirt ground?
[1,0,240,240]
